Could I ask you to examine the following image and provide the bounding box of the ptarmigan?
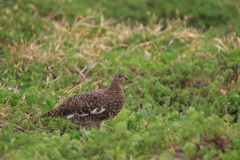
[42,74,128,130]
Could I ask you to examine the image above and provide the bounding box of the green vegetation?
[0,0,240,159]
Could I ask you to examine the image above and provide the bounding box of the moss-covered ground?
[0,0,240,159]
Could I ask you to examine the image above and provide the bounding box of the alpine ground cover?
[0,0,240,159]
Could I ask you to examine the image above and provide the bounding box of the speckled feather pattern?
[42,74,128,130]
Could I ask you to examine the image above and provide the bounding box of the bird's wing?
[72,90,107,117]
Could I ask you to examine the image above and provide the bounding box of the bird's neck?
[106,81,121,93]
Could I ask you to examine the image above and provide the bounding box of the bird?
[41,74,129,130]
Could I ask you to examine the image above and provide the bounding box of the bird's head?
[113,74,129,84]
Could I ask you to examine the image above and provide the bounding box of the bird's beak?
[125,76,129,80]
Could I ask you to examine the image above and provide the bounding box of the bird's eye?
[118,75,121,78]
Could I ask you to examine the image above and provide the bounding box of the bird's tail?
[41,110,56,118]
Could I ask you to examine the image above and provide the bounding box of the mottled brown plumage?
[42,74,128,130]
